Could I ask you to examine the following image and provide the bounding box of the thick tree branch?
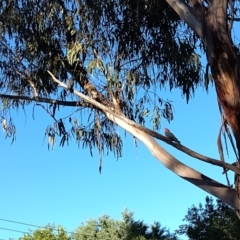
[50,71,239,207]
[188,0,204,14]
[3,89,235,173]
[48,70,240,208]
[144,129,240,174]
[47,71,240,175]
[106,111,239,209]
[62,59,109,106]
[165,0,203,38]
[0,93,92,107]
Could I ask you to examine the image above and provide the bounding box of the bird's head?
[164,128,169,132]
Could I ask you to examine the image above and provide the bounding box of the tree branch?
[47,71,240,175]
[8,74,229,173]
[48,70,240,208]
[36,103,58,122]
[142,128,240,174]
[188,0,204,14]
[0,93,92,108]
[165,0,203,38]
[231,17,240,21]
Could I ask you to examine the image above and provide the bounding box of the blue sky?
[0,83,236,239]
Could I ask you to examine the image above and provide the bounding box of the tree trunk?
[204,1,240,155]
[166,0,240,203]
[203,1,240,198]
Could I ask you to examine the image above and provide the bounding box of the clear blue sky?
[0,84,236,240]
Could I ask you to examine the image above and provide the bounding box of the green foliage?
[0,0,203,160]
[177,196,240,240]
[74,210,177,240]
[19,224,72,240]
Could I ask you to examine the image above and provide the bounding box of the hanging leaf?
[163,103,173,123]
[96,58,104,72]
[76,128,83,141]
[205,63,210,92]
[73,118,79,127]
[99,155,102,174]
[52,102,57,117]
[224,122,239,159]
[67,42,82,65]
[217,123,225,163]
[152,106,161,131]
[87,60,97,74]
[2,117,7,132]
[48,133,55,150]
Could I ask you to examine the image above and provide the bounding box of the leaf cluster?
[177,196,240,240]
[74,210,177,240]
[0,0,203,159]
[19,224,72,240]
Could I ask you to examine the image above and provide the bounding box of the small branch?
[140,127,240,175]
[0,93,92,107]
[0,40,40,98]
[231,17,240,21]
[228,0,234,33]
[188,0,204,14]
[15,71,39,98]
[217,116,225,163]
[47,70,240,175]
[48,70,240,208]
[25,72,39,98]
[165,0,203,38]
[36,103,58,122]
[92,47,121,112]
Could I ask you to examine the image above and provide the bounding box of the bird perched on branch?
[164,128,181,144]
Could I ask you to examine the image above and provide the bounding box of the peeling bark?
[204,1,240,154]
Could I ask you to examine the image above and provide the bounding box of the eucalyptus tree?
[1,0,240,208]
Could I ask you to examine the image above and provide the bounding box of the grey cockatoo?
[164,128,181,144]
